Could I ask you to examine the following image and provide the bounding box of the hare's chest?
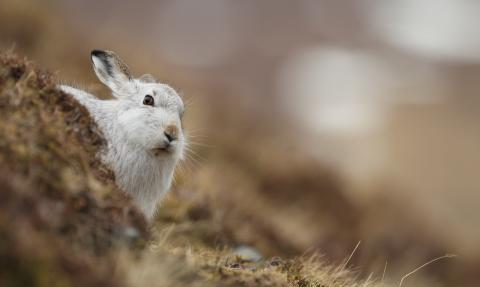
[107,147,172,190]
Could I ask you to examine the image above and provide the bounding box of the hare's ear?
[138,74,157,83]
[91,50,132,92]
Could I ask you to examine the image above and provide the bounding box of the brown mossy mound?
[0,51,148,286]
[0,50,387,287]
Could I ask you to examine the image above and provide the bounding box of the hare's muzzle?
[152,124,180,156]
[164,124,179,142]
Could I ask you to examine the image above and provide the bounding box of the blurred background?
[1,0,480,286]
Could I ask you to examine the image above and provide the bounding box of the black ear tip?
[91,50,107,58]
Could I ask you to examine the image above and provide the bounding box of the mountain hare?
[59,50,185,220]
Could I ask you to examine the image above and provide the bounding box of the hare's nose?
[164,125,179,142]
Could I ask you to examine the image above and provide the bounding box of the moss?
[0,50,147,286]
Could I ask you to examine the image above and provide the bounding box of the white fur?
[58,50,185,220]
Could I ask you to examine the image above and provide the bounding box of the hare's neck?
[58,85,116,130]
[106,144,176,219]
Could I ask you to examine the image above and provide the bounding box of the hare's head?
[91,50,185,159]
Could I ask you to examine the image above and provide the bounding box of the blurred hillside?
[1,0,480,286]
[1,48,401,287]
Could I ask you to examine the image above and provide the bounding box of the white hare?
[59,50,185,220]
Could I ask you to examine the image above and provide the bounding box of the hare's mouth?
[152,146,174,156]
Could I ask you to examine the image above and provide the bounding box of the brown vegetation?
[1,3,477,282]
[0,51,389,287]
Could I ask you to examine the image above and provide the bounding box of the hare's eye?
[143,95,154,106]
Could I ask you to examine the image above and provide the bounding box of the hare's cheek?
[117,111,152,145]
